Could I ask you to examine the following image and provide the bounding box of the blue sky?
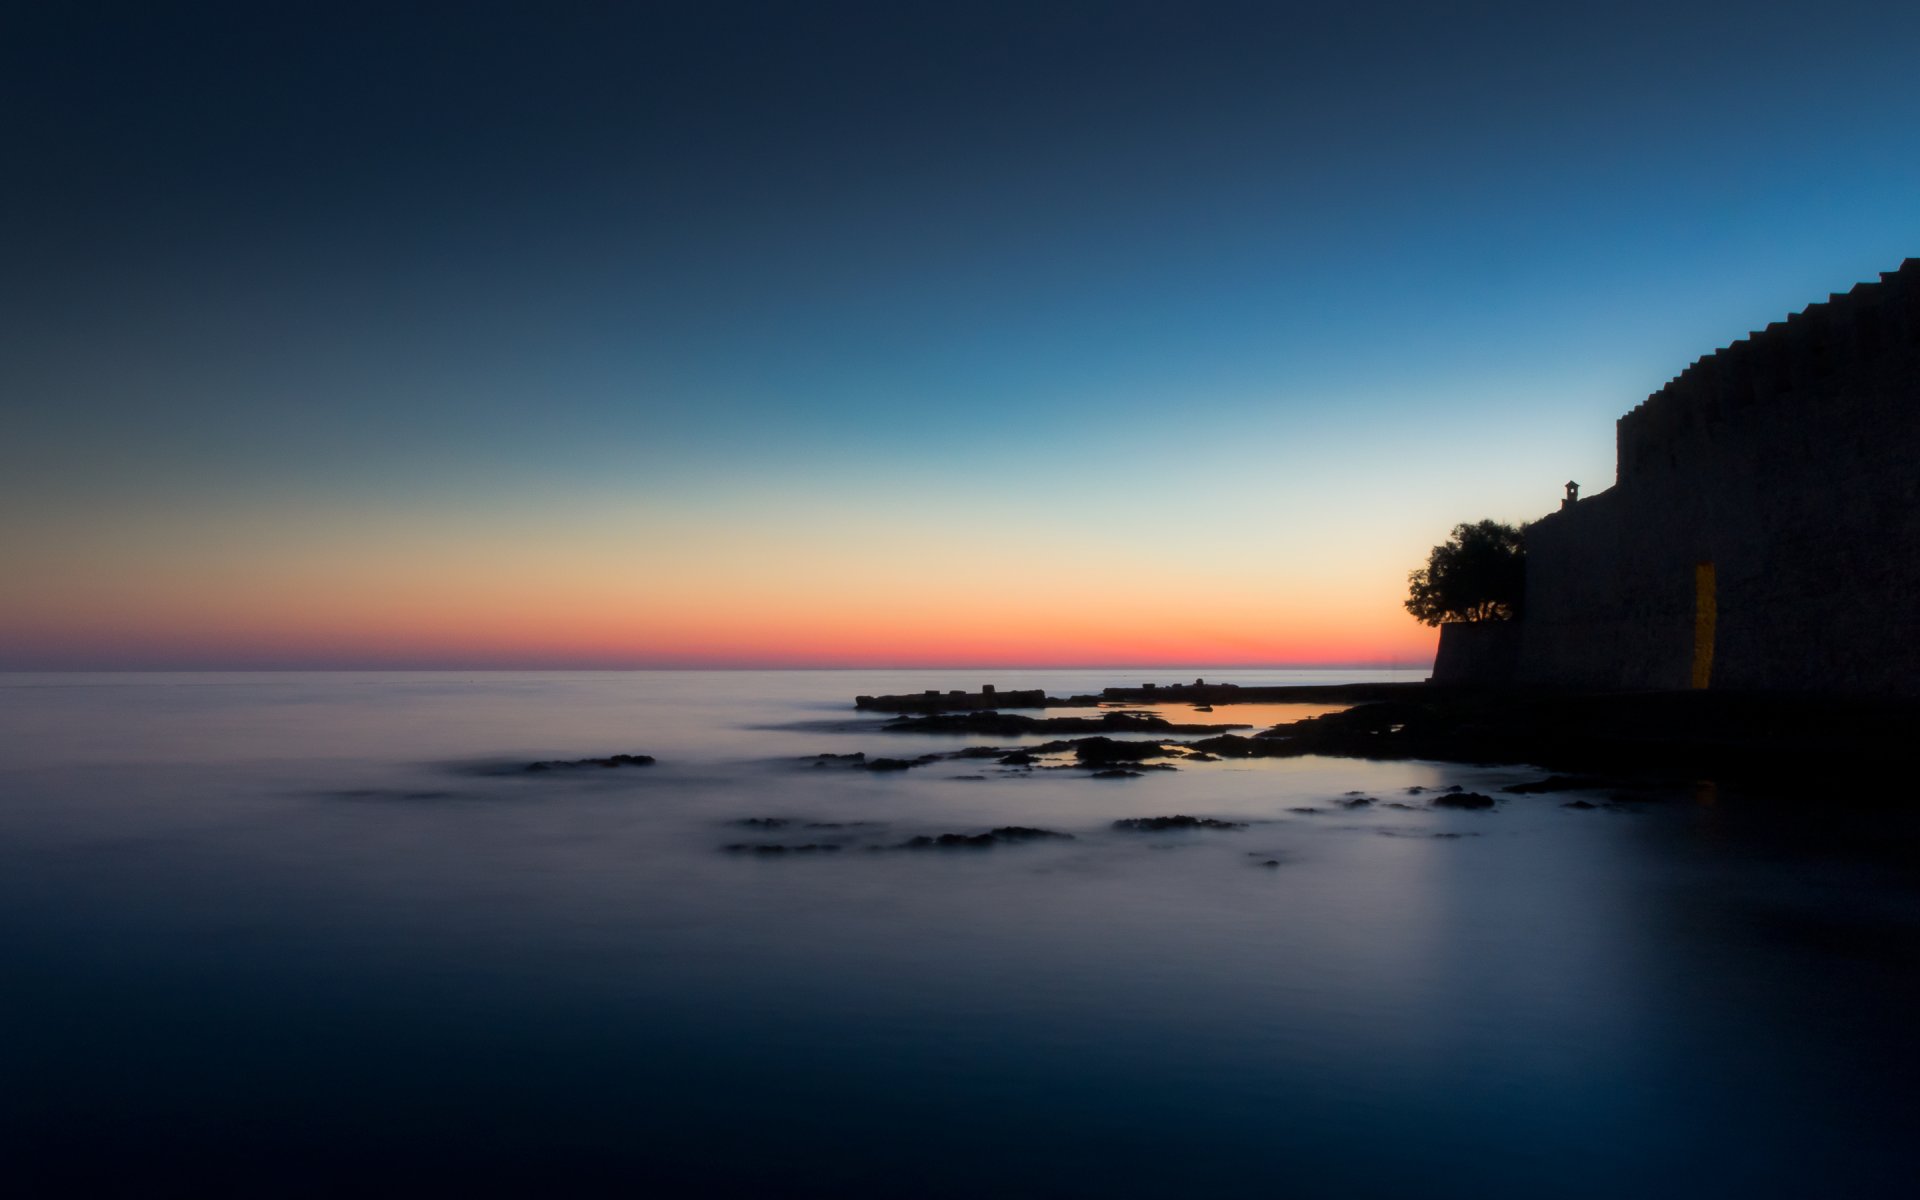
[3,1,1915,667]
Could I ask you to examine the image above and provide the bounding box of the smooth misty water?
[2,671,1916,1198]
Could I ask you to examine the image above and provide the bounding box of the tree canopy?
[1405,520,1526,625]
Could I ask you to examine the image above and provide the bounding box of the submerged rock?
[1070,736,1177,765]
[526,753,655,772]
[1112,815,1248,832]
[898,826,1075,849]
[1182,733,1293,758]
[723,842,843,855]
[862,756,940,772]
[1430,791,1497,810]
[989,826,1075,842]
[883,710,1247,737]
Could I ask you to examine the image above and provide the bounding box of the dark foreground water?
[2,670,1916,1197]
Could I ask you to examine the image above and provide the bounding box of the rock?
[1260,859,1281,868]
[1430,791,1497,810]
[855,688,1057,713]
[862,755,939,772]
[1090,769,1143,778]
[526,753,655,772]
[1563,799,1599,809]
[898,826,1073,849]
[808,752,866,762]
[732,817,792,829]
[987,826,1075,842]
[1182,733,1293,758]
[723,842,842,855]
[882,710,1248,737]
[1112,815,1248,832]
[1071,736,1176,765]
[1289,807,1325,815]
[1338,796,1376,808]
[997,751,1040,766]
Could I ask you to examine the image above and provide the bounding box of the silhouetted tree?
[1405,520,1526,625]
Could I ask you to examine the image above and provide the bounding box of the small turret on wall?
[1515,257,1920,696]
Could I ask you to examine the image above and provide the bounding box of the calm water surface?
[2,671,1915,1197]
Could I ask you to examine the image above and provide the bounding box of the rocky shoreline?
[851,682,1919,788]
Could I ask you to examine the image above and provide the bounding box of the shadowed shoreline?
[855,682,1920,790]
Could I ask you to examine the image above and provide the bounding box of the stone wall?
[1517,259,1920,695]
[1430,621,1522,685]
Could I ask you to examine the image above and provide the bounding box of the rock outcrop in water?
[723,842,844,854]
[855,686,1098,712]
[1112,815,1248,832]
[881,710,1247,736]
[898,826,1075,849]
[525,753,655,772]
[861,755,941,771]
[1429,791,1497,810]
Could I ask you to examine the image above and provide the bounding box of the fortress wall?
[1430,620,1522,685]
[1519,488,1697,689]
[1522,259,1920,694]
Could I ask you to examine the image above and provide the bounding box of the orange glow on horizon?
[0,485,1446,670]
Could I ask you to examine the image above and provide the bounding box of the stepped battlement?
[1615,259,1919,484]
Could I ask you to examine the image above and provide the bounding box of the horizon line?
[0,662,1432,674]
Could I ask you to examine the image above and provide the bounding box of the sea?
[2,669,1916,1197]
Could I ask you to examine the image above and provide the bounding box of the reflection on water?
[0,671,1915,1196]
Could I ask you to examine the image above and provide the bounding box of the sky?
[3,0,1916,670]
